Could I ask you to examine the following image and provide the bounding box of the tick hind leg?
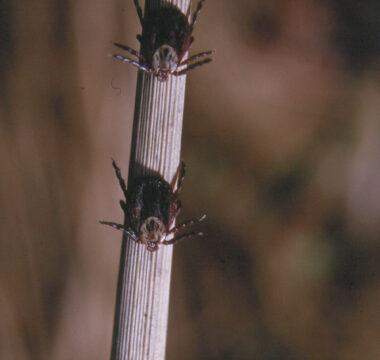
[112,160,128,200]
[133,0,144,25]
[171,161,186,194]
[190,0,207,33]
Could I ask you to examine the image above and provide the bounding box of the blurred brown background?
[1,0,380,359]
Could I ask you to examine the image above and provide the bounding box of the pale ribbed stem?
[110,1,191,359]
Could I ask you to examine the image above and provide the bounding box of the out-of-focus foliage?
[1,0,379,359]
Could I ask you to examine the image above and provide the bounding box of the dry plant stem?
[110,1,191,359]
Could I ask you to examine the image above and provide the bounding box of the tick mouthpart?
[157,72,169,81]
[146,240,159,252]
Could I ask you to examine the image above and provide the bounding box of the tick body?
[113,0,213,81]
[100,161,205,252]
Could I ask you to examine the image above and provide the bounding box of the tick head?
[152,45,179,79]
[140,216,166,252]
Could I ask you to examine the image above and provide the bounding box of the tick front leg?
[163,231,204,246]
[178,50,214,67]
[113,54,151,74]
[173,58,212,76]
[113,42,143,60]
[168,214,206,235]
[99,220,137,241]
[133,0,144,26]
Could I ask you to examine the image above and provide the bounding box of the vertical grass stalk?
[110,1,191,359]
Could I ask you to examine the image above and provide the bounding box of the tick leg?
[185,2,191,20]
[190,0,206,33]
[168,214,206,235]
[171,161,186,194]
[120,200,127,213]
[113,42,142,60]
[177,37,195,63]
[113,54,151,73]
[99,221,137,240]
[133,0,144,26]
[176,199,182,215]
[112,160,128,200]
[173,58,212,76]
[179,50,214,67]
[163,231,204,246]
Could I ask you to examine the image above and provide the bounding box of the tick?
[100,160,205,252]
[113,0,213,81]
